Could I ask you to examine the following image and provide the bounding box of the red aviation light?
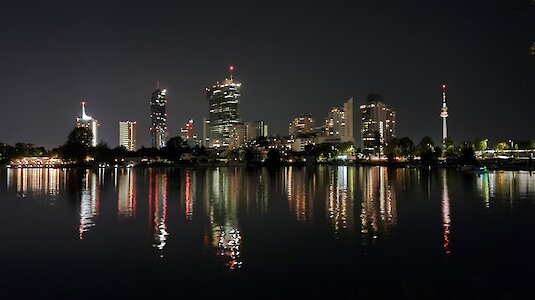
[229,65,235,72]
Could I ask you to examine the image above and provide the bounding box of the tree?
[384,138,400,163]
[459,142,477,164]
[398,137,415,158]
[417,136,435,156]
[473,139,488,152]
[61,127,93,163]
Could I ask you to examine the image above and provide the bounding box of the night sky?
[1,0,534,148]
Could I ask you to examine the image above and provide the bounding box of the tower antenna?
[229,65,235,81]
[440,84,449,149]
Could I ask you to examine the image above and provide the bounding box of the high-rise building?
[180,119,195,141]
[206,66,241,148]
[244,120,268,141]
[289,114,315,136]
[360,94,396,154]
[119,121,136,151]
[322,98,354,143]
[76,101,99,147]
[229,123,247,149]
[229,121,268,149]
[530,42,535,56]
[150,88,168,149]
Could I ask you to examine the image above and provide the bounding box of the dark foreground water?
[1,166,534,299]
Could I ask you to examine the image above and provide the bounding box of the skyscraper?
[321,98,354,143]
[119,121,136,151]
[150,88,168,149]
[244,120,268,141]
[206,66,241,148]
[289,114,315,136]
[180,119,195,141]
[76,101,99,147]
[360,94,396,154]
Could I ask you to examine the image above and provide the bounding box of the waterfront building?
[319,98,354,144]
[289,114,315,136]
[180,119,195,141]
[119,121,136,151]
[150,88,168,149]
[360,93,396,154]
[206,66,241,148]
[76,102,99,147]
[244,120,268,141]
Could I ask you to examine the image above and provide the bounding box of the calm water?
[1,166,534,299]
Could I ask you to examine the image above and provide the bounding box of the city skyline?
[1,1,534,148]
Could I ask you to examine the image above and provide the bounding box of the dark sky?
[1,0,534,148]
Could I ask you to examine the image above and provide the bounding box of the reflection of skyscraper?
[359,167,397,245]
[150,88,168,149]
[441,169,451,255]
[79,170,100,240]
[148,171,168,255]
[203,168,242,270]
[206,66,241,148]
[284,167,313,223]
[119,121,136,151]
[76,102,99,147]
[183,169,195,220]
[326,166,355,235]
[118,169,136,218]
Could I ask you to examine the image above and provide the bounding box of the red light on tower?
[442,84,446,90]
[229,65,235,73]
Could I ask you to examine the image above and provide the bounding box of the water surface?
[1,167,534,298]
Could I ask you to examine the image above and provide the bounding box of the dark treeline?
[2,127,535,167]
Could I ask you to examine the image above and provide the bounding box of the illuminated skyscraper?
[289,114,315,136]
[360,94,396,154]
[150,88,168,149]
[206,66,241,148]
[321,98,354,144]
[180,119,194,141]
[119,121,136,151]
[76,101,99,147]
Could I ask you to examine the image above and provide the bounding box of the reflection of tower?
[440,84,449,147]
[118,169,136,218]
[79,170,100,240]
[148,171,168,255]
[441,169,451,255]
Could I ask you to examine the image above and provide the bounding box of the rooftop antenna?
[81,101,90,120]
[229,65,235,81]
[156,81,160,90]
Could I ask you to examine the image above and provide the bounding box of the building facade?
[180,119,195,141]
[206,68,241,148]
[119,121,136,151]
[150,88,168,149]
[76,102,99,147]
[360,94,396,154]
[289,114,315,136]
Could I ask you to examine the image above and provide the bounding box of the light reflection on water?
[4,166,535,269]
